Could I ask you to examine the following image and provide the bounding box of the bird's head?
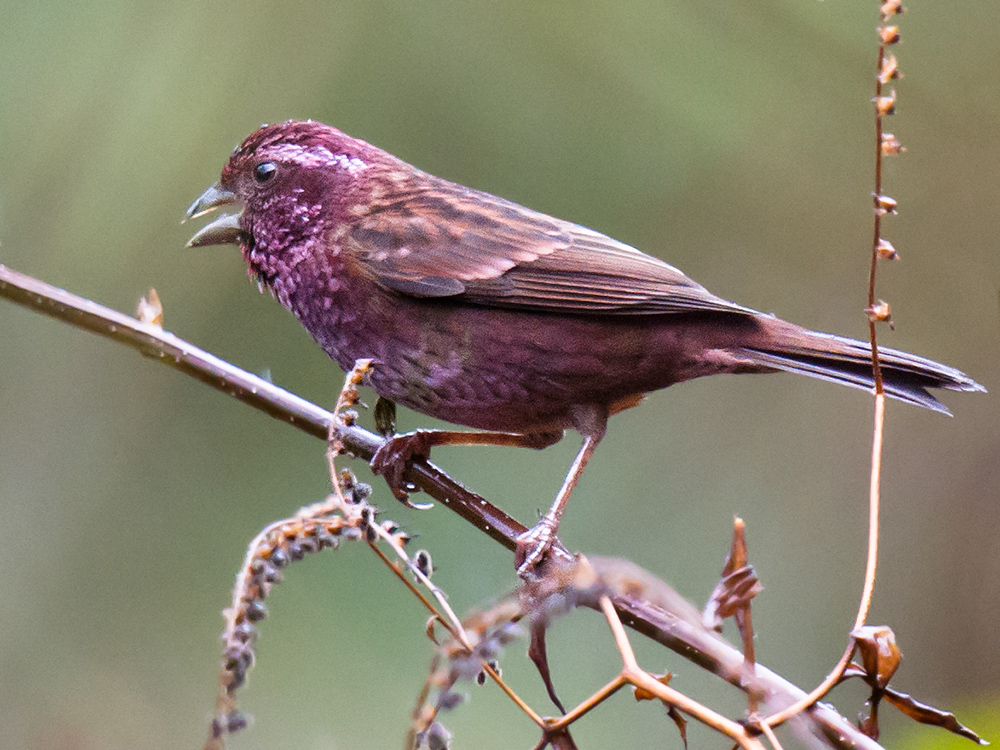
[185,120,386,284]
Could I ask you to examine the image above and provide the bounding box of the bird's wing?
[344,171,755,316]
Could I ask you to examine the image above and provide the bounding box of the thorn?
[877,239,899,260]
[878,26,901,45]
[881,132,905,156]
[874,194,898,215]
[874,90,897,117]
[878,53,901,84]
[879,1,906,21]
[865,300,895,330]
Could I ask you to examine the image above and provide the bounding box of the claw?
[515,520,559,576]
[371,431,435,509]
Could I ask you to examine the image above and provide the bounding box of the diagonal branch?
[0,263,883,750]
[0,263,525,548]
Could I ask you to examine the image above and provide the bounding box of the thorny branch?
[0,264,892,749]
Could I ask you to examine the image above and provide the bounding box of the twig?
[867,40,889,395]
[761,394,883,729]
[0,264,886,750]
[763,10,900,731]
[599,595,767,750]
[365,516,472,648]
[759,721,785,750]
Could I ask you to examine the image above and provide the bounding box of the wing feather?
[345,171,755,316]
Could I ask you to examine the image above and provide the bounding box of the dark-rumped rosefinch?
[187,121,982,571]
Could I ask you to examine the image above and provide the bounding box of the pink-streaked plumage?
[187,120,982,567]
[190,120,980,422]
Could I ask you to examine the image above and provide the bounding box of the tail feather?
[737,329,985,415]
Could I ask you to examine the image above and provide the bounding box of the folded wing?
[345,171,755,316]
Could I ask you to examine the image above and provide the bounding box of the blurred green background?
[1,1,997,748]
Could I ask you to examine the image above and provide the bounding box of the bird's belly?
[291,283,703,433]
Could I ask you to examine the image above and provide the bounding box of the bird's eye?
[254,162,277,183]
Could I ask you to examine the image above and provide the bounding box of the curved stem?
[0,263,886,750]
[763,27,893,730]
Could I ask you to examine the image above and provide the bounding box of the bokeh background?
[1,2,998,748]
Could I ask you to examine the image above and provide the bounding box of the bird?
[186,120,983,572]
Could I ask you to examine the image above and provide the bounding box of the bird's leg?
[516,406,608,575]
[371,429,563,504]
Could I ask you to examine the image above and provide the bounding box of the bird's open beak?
[184,183,244,247]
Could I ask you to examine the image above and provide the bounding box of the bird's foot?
[370,431,435,506]
[515,519,560,576]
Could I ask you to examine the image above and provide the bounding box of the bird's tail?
[736,321,985,415]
